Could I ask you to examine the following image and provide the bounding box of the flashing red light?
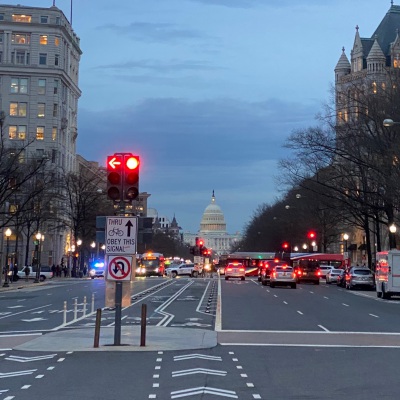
[307,231,317,239]
[282,242,289,249]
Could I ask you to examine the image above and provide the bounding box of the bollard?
[63,301,67,325]
[74,298,78,321]
[83,296,87,316]
[93,308,102,348]
[140,304,147,347]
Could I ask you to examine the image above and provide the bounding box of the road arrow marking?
[6,354,57,362]
[0,390,9,394]
[174,354,222,361]
[7,306,24,309]
[31,311,45,314]
[171,386,237,399]
[0,369,37,378]
[172,368,227,377]
[21,318,47,322]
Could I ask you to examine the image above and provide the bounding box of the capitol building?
[183,191,241,255]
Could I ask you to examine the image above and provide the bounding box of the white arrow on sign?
[172,368,227,377]
[173,354,222,361]
[0,369,37,378]
[6,354,57,362]
[171,386,237,399]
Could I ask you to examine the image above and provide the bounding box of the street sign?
[105,216,137,254]
[107,255,133,281]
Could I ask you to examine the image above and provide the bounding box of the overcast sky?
[24,0,393,233]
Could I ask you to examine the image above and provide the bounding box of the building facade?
[183,191,241,255]
[0,4,82,267]
[334,3,400,264]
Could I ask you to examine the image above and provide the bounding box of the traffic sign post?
[107,255,133,281]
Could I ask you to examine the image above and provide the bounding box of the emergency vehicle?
[375,250,400,299]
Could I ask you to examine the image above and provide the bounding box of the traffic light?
[107,154,123,201]
[198,238,204,253]
[307,231,317,240]
[282,242,289,250]
[123,154,140,202]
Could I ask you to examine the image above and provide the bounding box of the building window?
[55,36,60,46]
[39,53,47,65]
[11,78,28,93]
[0,14,4,21]
[36,149,44,158]
[40,35,48,45]
[53,104,58,117]
[52,149,57,163]
[12,14,32,23]
[38,103,45,118]
[14,51,29,65]
[0,52,2,64]
[52,127,57,141]
[36,126,45,140]
[40,16,48,24]
[0,32,3,43]
[54,80,59,94]
[55,54,59,66]
[9,125,26,140]
[56,16,60,25]
[10,102,27,117]
[11,33,30,44]
[38,79,46,95]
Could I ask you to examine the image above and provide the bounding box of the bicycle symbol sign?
[107,255,132,281]
[106,217,138,254]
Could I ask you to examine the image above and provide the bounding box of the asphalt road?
[1,276,400,399]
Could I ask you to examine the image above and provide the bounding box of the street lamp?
[383,119,400,127]
[343,233,349,267]
[389,223,397,249]
[34,232,43,283]
[3,228,12,287]
[77,239,82,277]
[302,243,308,250]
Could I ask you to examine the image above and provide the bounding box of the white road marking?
[342,303,349,307]
[297,311,303,315]
[283,301,288,304]
[172,368,227,377]
[318,325,330,332]
[324,296,329,299]
[369,313,379,318]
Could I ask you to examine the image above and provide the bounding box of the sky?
[13,0,394,233]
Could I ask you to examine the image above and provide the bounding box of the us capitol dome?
[183,191,241,255]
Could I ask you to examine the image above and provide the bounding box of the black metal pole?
[34,242,40,283]
[3,237,9,287]
[113,281,122,345]
[140,304,147,347]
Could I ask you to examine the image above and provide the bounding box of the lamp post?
[343,233,349,267]
[383,119,400,127]
[90,241,96,262]
[77,239,82,277]
[3,228,12,287]
[389,223,397,250]
[34,233,44,283]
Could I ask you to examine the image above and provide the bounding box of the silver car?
[224,263,245,281]
[325,268,342,284]
[346,267,375,290]
[270,265,296,289]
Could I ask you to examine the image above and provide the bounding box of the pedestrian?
[51,264,56,277]
[24,266,30,281]
[56,264,61,277]
[13,264,18,282]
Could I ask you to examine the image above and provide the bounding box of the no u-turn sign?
[107,255,133,281]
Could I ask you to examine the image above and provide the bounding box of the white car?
[224,262,245,281]
[325,268,343,284]
[319,265,335,279]
[10,266,53,282]
[165,263,200,278]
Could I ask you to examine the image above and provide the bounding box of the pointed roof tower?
[335,47,351,79]
[200,191,227,234]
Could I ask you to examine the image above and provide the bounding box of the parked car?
[270,265,296,289]
[11,265,53,282]
[225,262,245,281]
[345,267,375,290]
[295,261,321,285]
[326,268,343,284]
[165,263,200,278]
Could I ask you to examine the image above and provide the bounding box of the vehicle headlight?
[89,269,95,276]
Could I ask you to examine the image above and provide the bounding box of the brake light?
[317,271,321,276]
[282,266,287,269]
[239,267,245,272]
[272,272,276,278]
[297,270,302,275]
[226,267,233,272]
[292,273,296,279]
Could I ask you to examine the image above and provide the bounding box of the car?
[165,263,200,278]
[295,261,321,285]
[319,265,335,279]
[345,267,375,290]
[224,262,245,281]
[11,265,53,282]
[269,265,296,289]
[89,260,105,279]
[260,261,288,286]
[326,268,343,284]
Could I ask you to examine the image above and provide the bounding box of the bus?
[136,252,165,277]
[290,253,345,269]
[218,252,277,276]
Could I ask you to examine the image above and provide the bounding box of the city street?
[1,276,400,399]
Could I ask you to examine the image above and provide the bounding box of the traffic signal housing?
[123,154,140,202]
[282,242,290,251]
[107,155,123,201]
[307,231,316,240]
